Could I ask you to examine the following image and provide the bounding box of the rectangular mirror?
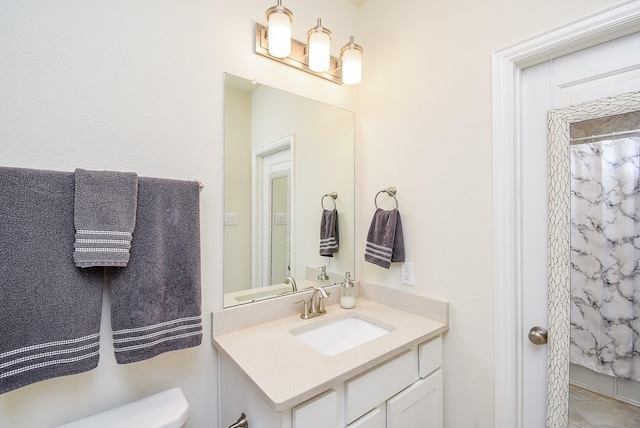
[223,73,355,307]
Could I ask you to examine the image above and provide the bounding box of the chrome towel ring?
[374,186,398,210]
[321,192,338,210]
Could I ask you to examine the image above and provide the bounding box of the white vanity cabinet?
[347,369,442,428]
[220,336,443,428]
[346,336,442,428]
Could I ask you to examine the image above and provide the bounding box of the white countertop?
[212,289,448,412]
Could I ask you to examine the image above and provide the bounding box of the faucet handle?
[294,299,310,319]
[317,293,329,314]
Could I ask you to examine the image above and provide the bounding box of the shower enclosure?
[569,112,640,407]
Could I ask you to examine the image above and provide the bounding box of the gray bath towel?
[364,208,405,269]
[0,167,104,394]
[109,177,202,364]
[73,168,138,268]
[319,209,339,256]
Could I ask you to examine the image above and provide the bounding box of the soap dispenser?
[340,272,356,309]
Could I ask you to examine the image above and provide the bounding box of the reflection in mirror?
[546,91,640,426]
[223,73,355,307]
[269,170,290,285]
[568,111,640,423]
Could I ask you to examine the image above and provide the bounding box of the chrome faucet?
[294,286,330,319]
[284,276,297,292]
[310,286,329,315]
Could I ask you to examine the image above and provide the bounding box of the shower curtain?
[570,136,640,382]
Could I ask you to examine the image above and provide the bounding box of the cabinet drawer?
[419,336,442,378]
[345,349,418,424]
[292,389,338,428]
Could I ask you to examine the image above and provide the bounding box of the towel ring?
[374,187,398,210]
[321,192,338,210]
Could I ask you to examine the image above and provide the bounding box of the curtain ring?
[374,187,398,210]
[321,192,338,210]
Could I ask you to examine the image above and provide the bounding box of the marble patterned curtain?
[570,136,640,382]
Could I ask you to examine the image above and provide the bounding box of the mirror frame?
[546,90,640,426]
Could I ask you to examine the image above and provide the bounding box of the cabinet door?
[387,370,442,428]
[347,407,385,428]
[292,389,338,428]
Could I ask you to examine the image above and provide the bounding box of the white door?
[521,31,640,427]
[262,149,291,285]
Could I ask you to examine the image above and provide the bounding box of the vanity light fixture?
[307,18,332,72]
[340,36,364,85]
[265,0,293,58]
[254,6,363,85]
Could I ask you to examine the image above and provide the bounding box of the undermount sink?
[290,314,395,356]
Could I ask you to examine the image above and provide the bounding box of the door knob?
[528,326,548,345]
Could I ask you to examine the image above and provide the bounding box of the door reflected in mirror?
[268,165,290,285]
[223,73,355,307]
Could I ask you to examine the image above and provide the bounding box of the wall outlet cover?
[224,213,238,226]
[401,262,415,286]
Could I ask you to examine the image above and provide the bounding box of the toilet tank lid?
[56,387,189,428]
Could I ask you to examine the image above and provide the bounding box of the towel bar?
[321,192,338,210]
[374,187,398,209]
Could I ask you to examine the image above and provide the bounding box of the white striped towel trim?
[1,341,100,370]
[112,315,202,336]
[0,333,100,359]
[113,322,203,344]
[0,351,99,380]
[113,331,202,353]
[75,239,131,245]
[76,230,132,237]
[74,248,130,253]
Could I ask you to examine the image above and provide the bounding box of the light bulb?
[340,36,363,85]
[266,1,293,58]
[307,19,332,72]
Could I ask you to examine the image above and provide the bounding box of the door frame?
[252,134,294,289]
[492,2,640,427]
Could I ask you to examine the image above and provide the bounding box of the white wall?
[356,0,623,427]
[224,87,253,293]
[0,1,357,427]
[0,0,627,427]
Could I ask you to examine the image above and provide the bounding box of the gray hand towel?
[319,209,339,257]
[0,167,104,394]
[109,177,202,364]
[73,168,138,268]
[364,208,405,269]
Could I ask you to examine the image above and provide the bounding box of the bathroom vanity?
[212,283,448,428]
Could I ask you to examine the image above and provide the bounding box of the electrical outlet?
[401,262,415,286]
[224,213,237,226]
[274,213,288,225]
[323,257,330,267]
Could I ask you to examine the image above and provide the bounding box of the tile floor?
[569,384,640,428]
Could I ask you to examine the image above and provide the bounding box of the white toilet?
[56,387,189,428]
